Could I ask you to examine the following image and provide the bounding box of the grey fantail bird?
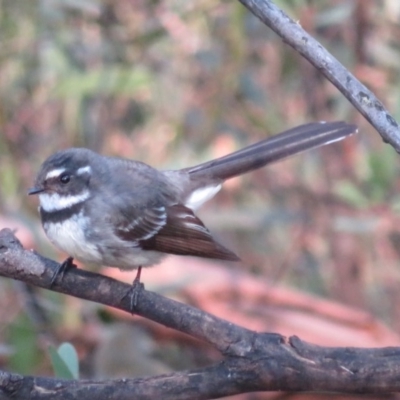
[29,121,357,302]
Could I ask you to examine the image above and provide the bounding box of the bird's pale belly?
[43,211,164,270]
[43,211,102,264]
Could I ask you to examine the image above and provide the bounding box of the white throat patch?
[39,191,90,212]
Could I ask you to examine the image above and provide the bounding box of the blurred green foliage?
[7,314,42,374]
[335,145,399,207]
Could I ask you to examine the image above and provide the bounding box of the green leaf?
[49,342,79,379]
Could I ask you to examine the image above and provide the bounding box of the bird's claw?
[123,266,144,313]
[50,256,76,286]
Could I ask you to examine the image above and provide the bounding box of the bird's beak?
[28,187,44,195]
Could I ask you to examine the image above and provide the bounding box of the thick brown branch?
[0,228,254,357]
[1,228,400,399]
[237,0,400,151]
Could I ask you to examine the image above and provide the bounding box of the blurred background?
[1,0,400,398]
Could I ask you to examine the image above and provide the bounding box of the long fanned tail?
[186,121,357,181]
[150,121,357,261]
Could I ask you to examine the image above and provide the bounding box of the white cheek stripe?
[45,168,66,180]
[39,190,90,212]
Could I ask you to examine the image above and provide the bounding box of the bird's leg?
[50,257,76,286]
[133,265,142,284]
[124,266,144,312]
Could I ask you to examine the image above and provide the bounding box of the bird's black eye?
[59,173,70,184]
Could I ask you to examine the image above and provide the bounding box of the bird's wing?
[102,158,238,261]
[140,204,239,261]
[112,202,239,261]
[114,204,168,242]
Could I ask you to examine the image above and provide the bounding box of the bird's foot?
[50,257,76,286]
[124,266,144,313]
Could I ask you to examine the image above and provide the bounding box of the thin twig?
[238,0,400,150]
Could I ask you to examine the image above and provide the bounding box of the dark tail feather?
[186,121,357,181]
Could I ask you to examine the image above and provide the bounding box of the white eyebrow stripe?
[39,191,90,212]
[77,166,91,175]
[45,168,66,180]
